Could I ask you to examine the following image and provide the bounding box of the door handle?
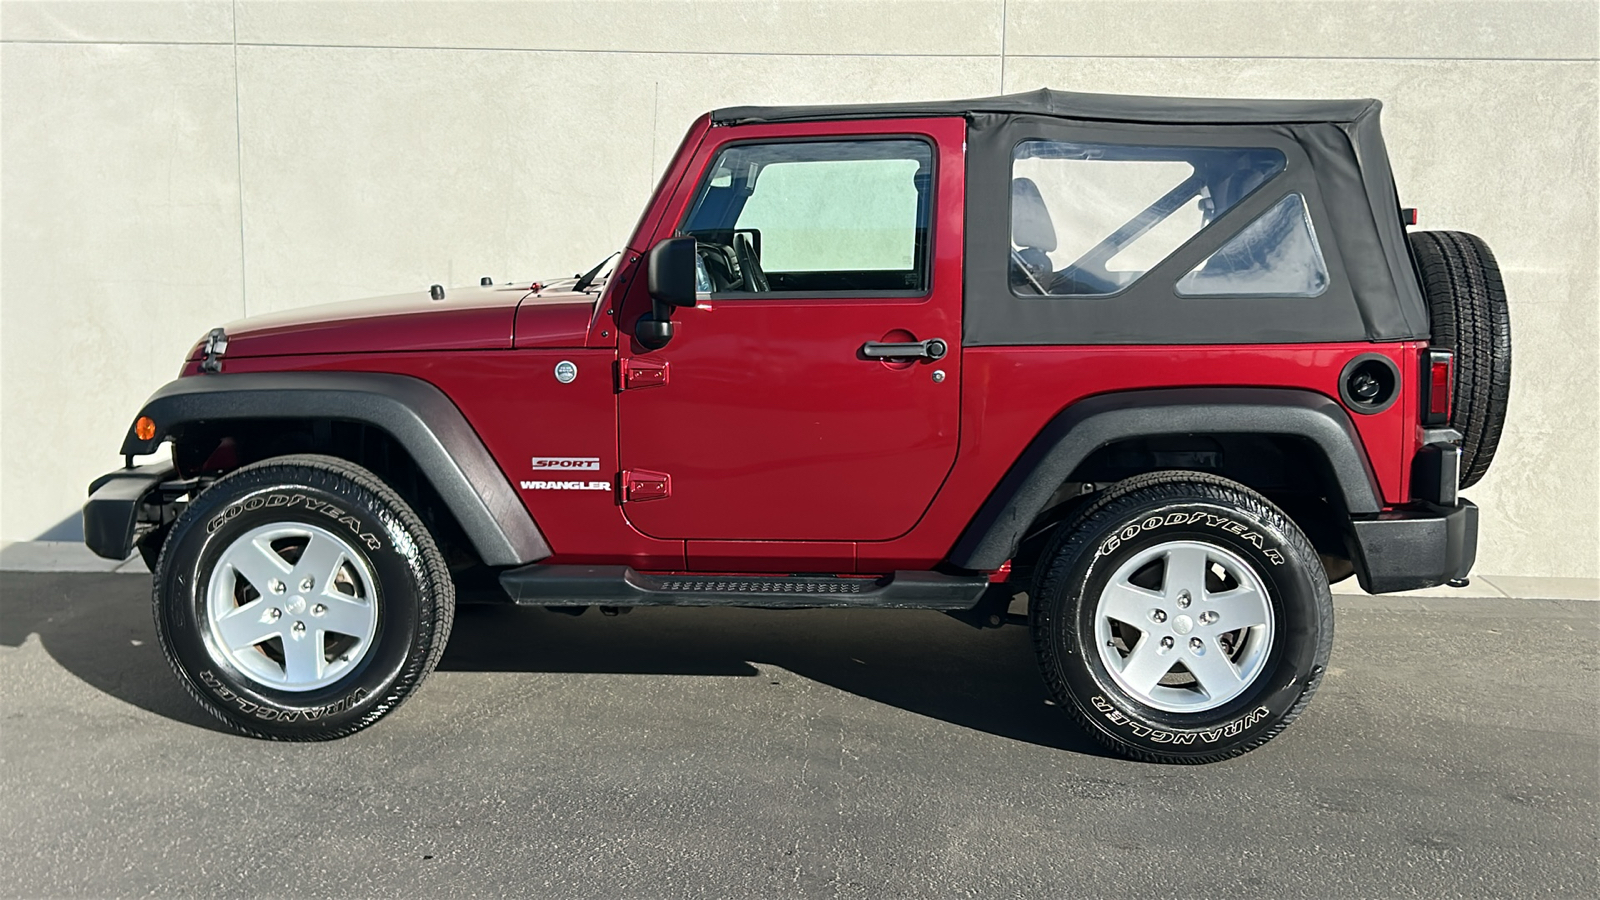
[861,338,948,361]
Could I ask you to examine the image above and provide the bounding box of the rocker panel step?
[498,565,989,610]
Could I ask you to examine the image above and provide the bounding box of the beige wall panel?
[0,42,243,543]
[1006,56,1599,577]
[1006,1,1598,61]
[236,45,656,312]
[1484,293,1600,580]
[644,52,1001,173]
[0,0,233,44]
[237,0,1004,57]
[237,46,998,312]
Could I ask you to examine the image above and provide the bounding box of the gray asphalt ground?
[1,572,1595,899]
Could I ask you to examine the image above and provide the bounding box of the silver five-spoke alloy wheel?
[205,521,379,691]
[1094,539,1274,713]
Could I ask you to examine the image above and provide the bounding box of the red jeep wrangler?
[85,90,1508,763]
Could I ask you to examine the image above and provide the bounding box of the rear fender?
[948,388,1382,570]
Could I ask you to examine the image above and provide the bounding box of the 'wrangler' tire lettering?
[1089,695,1269,744]
[199,671,371,722]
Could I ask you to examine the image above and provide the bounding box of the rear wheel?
[1409,230,1511,488]
[153,454,454,740]
[1032,472,1332,763]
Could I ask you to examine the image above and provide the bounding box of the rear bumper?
[1348,499,1478,594]
[83,463,179,560]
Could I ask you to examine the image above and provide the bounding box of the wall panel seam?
[5,39,1591,64]
[1006,53,1600,63]
[224,44,996,58]
[998,0,1007,92]
[0,39,233,46]
[233,0,247,319]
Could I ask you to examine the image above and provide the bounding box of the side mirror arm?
[636,235,699,350]
[635,299,676,350]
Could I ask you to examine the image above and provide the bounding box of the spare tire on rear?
[1408,230,1511,488]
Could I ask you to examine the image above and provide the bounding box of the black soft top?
[713,88,1428,345]
[714,87,1381,128]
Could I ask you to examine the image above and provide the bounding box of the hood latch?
[200,327,228,374]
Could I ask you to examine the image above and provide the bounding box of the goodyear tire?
[152,454,453,740]
[1409,230,1511,488]
[1032,472,1332,763]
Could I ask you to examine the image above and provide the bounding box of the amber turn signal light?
[134,416,157,441]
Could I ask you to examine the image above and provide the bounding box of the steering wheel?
[733,233,770,292]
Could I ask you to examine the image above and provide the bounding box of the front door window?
[682,140,934,295]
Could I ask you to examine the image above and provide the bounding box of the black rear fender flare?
[948,388,1383,571]
[120,372,550,567]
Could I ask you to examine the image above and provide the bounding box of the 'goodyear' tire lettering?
[207,492,382,551]
[1095,509,1285,565]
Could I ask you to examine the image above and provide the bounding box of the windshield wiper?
[572,251,619,294]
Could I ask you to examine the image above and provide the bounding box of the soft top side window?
[1010,141,1285,297]
[682,139,933,296]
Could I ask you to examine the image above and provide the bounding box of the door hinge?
[622,469,671,502]
[620,357,669,391]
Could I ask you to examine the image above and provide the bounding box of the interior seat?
[1010,177,1057,293]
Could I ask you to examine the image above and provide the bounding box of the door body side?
[615,117,969,564]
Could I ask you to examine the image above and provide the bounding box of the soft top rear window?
[1176,193,1330,298]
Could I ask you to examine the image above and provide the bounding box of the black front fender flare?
[121,372,550,567]
[948,388,1383,571]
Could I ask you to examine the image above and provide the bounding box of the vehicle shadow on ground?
[0,572,224,732]
[1,572,1106,756]
[441,602,1109,756]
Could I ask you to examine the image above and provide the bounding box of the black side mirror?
[647,236,698,308]
[637,236,698,350]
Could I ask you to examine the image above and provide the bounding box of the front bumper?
[1348,499,1478,594]
[83,463,182,561]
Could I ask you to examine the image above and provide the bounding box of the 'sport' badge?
[531,457,600,471]
[554,360,578,384]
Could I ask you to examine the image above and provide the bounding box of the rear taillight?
[1424,349,1453,425]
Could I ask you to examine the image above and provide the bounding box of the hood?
[212,280,601,359]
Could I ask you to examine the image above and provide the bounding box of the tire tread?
[1408,230,1511,488]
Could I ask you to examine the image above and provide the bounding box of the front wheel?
[1032,472,1332,763]
[152,454,454,740]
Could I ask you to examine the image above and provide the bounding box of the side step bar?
[498,565,990,610]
